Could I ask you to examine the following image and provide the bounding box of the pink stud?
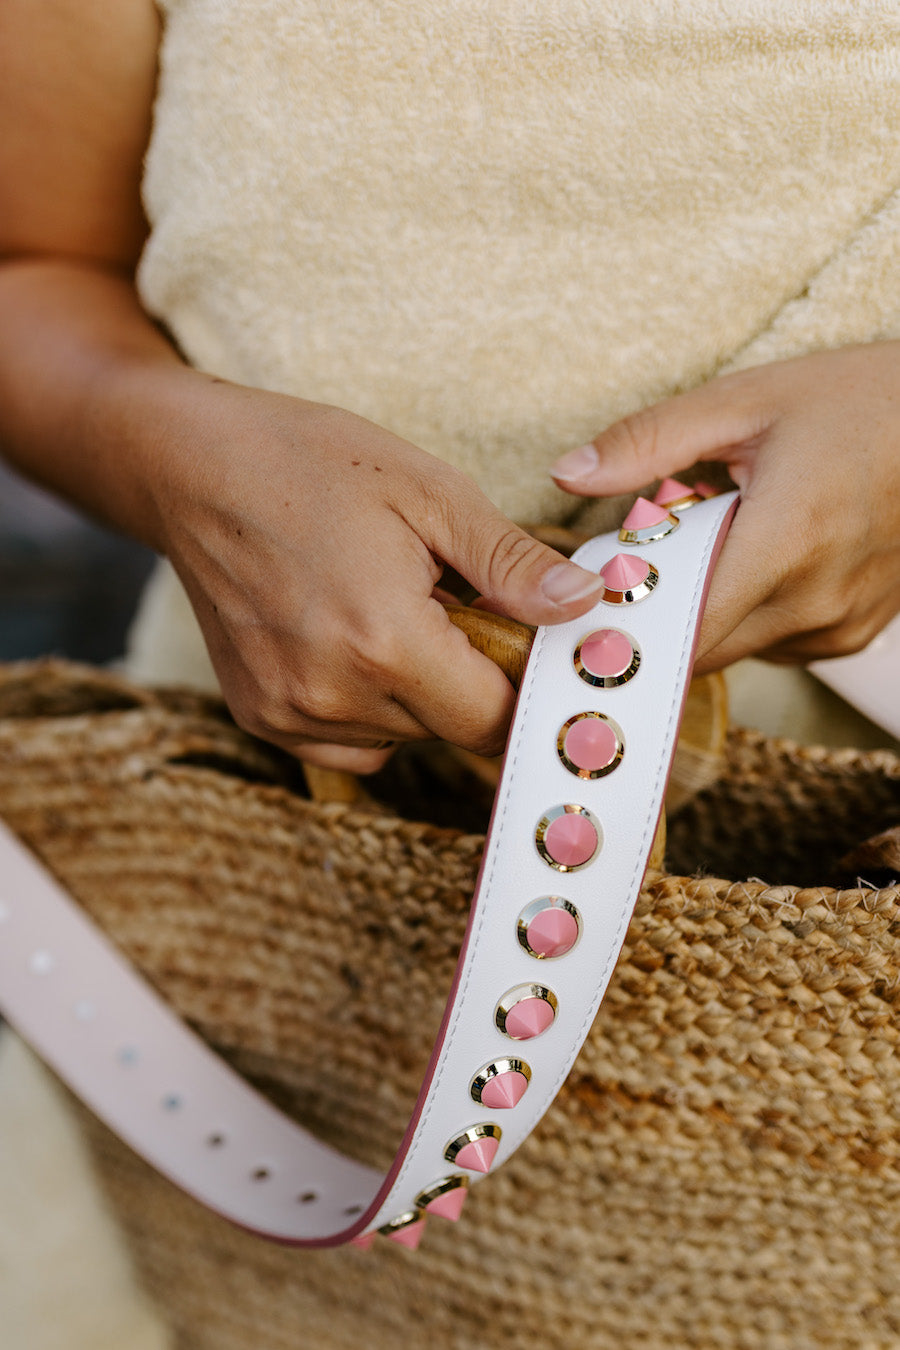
[471,1057,532,1107]
[565,715,617,769]
[601,553,649,591]
[496,984,558,1039]
[599,553,658,604]
[541,810,599,868]
[521,903,580,959]
[425,1187,469,1222]
[560,714,622,778]
[350,1231,376,1250]
[618,496,679,544]
[444,1124,502,1172]
[623,496,671,529]
[480,1069,530,1110]
[694,480,717,498]
[504,997,556,1040]
[653,476,696,507]
[386,1217,427,1250]
[579,628,633,677]
[574,629,640,688]
[455,1135,500,1173]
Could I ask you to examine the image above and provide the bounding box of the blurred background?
[0,461,155,664]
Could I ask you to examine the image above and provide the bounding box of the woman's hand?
[136,369,607,772]
[0,0,607,774]
[551,342,900,673]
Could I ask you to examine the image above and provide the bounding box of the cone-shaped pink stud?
[386,1217,427,1250]
[600,553,650,592]
[577,628,636,680]
[543,812,598,868]
[653,477,693,506]
[480,1069,530,1110]
[694,480,717,498]
[350,1231,376,1250]
[563,717,619,773]
[425,1188,469,1222]
[525,905,579,958]
[504,996,556,1040]
[621,496,672,530]
[455,1135,501,1173]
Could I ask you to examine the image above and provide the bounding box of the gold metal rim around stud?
[601,562,660,605]
[414,1176,469,1211]
[470,1057,532,1104]
[573,631,641,688]
[494,984,558,1038]
[535,803,602,872]
[556,712,625,780]
[617,511,680,545]
[378,1209,423,1236]
[516,896,582,959]
[659,491,703,511]
[444,1122,502,1165]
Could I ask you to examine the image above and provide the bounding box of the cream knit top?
[129,0,900,710]
[139,0,900,522]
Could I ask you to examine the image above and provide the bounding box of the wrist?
[0,258,188,551]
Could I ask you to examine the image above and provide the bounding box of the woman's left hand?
[550,342,900,674]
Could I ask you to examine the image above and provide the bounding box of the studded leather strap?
[0,489,738,1249]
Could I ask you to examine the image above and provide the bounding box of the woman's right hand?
[0,0,609,773]
[134,369,607,772]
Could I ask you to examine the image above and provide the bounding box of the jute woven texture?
[2,661,900,1350]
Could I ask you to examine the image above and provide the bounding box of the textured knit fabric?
[138,0,900,525]
[130,0,900,732]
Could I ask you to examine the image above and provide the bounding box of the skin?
[2,1,898,770]
[551,343,900,675]
[0,0,609,772]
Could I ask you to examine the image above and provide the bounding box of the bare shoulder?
[0,0,161,268]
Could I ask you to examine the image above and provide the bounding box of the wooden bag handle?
[302,604,731,876]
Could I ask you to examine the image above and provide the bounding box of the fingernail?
[550,443,599,482]
[541,562,604,606]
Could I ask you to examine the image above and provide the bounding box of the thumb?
[549,373,771,497]
[426,486,606,627]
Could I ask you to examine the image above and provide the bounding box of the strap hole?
[298,1191,319,1205]
[117,1046,140,1067]
[206,1132,227,1149]
[162,1094,184,1112]
[344,1204,363,1217]
[251,1167,271,1183]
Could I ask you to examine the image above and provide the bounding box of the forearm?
[0,256,190,550]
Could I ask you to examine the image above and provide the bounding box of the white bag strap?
[0,490,737,1249]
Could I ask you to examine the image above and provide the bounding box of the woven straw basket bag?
[2,654,900,1350]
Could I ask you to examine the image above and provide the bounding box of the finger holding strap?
[548,368,770,499]
[550,346,900,671]
[396,485,609,755]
